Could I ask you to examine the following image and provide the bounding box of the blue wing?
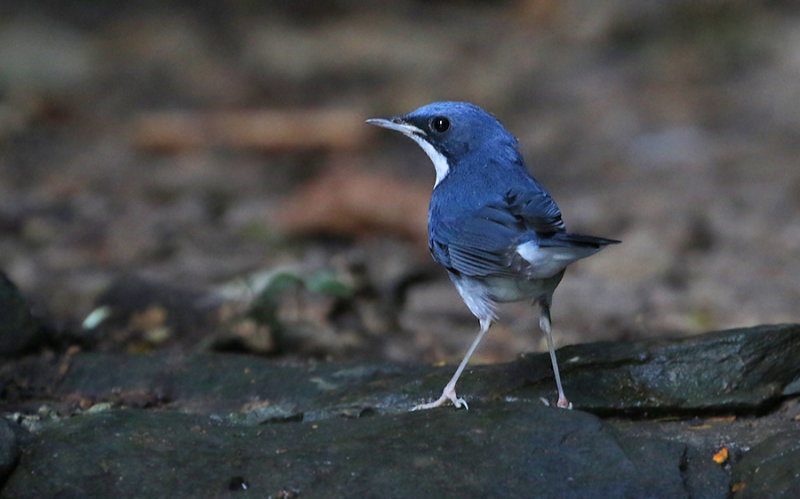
[429,184,561,276]
[429,185,617,279]
[503,184,565,234]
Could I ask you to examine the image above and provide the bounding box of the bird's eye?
[431,116,450,133]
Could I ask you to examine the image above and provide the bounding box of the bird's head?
[367,101,519,187]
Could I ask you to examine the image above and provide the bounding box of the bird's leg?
[412,318,492,411]
[539,303,572,409]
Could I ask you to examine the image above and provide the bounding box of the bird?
[366,102,619,410]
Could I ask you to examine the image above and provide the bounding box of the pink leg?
[539,306,572,409]
[412,319,492,411]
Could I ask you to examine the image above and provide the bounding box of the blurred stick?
[132,108,368,152]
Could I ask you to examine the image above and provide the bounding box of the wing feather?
[429,184,617,278]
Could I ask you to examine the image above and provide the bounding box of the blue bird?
[367,102,619,410]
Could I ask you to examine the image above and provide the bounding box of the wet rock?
[731,429,800,497]
[1,405,723,498]
[0,272,43,357]
[1,324,799,496]
[1,324,798,419]
[0,418,20,486]
[0,349,411,419]
[515,323,800,415]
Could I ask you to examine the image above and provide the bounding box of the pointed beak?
[365,116,426,137]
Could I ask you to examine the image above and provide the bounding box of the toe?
[453,397,469,410]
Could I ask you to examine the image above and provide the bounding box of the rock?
[2,324,799,496]
[1,324,798,418]
[0,406,724,498]
[515,323,800,414]
[731,429,800,497]
[0,272,43,357]
[0,418,20,487]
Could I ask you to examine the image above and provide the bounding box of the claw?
[411,384,469,411]
[411,319,490,412]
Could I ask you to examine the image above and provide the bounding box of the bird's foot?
[539,395,573,410]
[411,384,468,411]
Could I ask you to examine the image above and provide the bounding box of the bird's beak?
[365,116,426,137]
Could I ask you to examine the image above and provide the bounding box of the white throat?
[407,134,450,188]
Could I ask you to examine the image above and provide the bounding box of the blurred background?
[1,0,799,365]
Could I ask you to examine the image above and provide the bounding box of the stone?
[0,418,20,486]
[1,324,798,496]
[731,429,800,497]
[0,272,42,358]
[1,405,723,498]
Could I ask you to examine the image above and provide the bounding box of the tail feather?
[513,232,619,279]
[543,232,621,249]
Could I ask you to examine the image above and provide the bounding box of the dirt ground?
[1,0,799,364]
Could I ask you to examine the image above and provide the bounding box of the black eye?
[431,116,450,133]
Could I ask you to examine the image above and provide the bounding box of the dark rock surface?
[520,323,800,414]
[3,324,798,419]
[0,419,19,486]
[1,324,799,496]
[0,273,42,358]
[1,406,725,498]
[731,429,800,497]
